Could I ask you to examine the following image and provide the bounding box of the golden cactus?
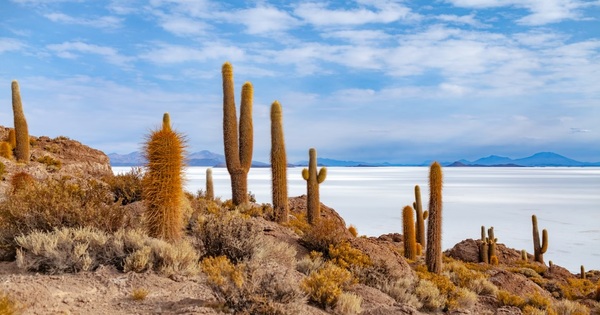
[302,148,326,225]
[222,62,253,205]
[270,101,288,223]
[0,142,13,159]
[403,205,417,260]
[205,168,214,200]
[142,113,186,241]
[11,80,30,163]
[426,161,443,274]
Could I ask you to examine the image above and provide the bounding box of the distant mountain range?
[108,151,600,167]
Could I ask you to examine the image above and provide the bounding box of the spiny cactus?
[7,129,16,148]
[270,101,288,223]
[222,62,253,206]
[142,112,186,242]
[480,226,489,264]
[205,168,214,200]
[532,214,548,264]
[403,205,417,260]
[0,142,12,159]
[302,148,326,225]
[426,161,443,274]
[521,249,528,261]
[11,80,30,163]
[414,185,428,250]
[488,227,498,265]
[581,265,586,279]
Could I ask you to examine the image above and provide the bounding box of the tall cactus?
[205,168,214,200]
[403,205,417,260]
[142,113,186,241]
[222,62,254,206]
[426,161,443,274]
[302,148,326,225]
[11,80,30,163]
[270,101,288,223]
[480,226,489,264]
[414,185,428,250]
[532,214,548,264]
[488,227,498,265]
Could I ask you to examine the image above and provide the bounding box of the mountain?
[107,152,145,166]
[108,150,268,167]
[449,152,600,167]
[472,155,514,166]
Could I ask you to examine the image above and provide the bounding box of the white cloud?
[140,43,244,64]
[44,12,122,29]
[46,41,132,66]
[294,1,416,26]
[321,29,392,44]
[0,38,25,53]
[227,5,300,35]
[156,14,209,36]
[435,14,489,27]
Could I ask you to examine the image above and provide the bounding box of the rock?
[445,239,524,265]
[488,269,552,299]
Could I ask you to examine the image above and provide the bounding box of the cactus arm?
[541,229,548,253]
[162,112,171,131]
[317,167,327,183]
[423,211,428,220]
[239,82,253,171]
[302,168,309,180]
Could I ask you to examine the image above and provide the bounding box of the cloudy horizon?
[1,0,599,164]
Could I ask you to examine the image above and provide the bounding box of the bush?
[348,225,358,237]
[560,278,596,300]
[415,278,446,311]
[10,171,34,192]
[334,292,362,315]
[497,289,526,308]
[36,155,62,171]
[104,167,143,205]
[301,217,347,253]
[553,299,590,315]
[301,262,355,308]
[328,241,371,270]
[297,251,326,276]
[131,288,149,301]
[15,227,200,276]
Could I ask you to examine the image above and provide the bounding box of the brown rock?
[445,239,523,265]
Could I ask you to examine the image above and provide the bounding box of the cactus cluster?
[479,226,498,265]
[302,148,327,225]
[142,113,186,242]
[270,101,289,223]
[426,161,443,274]
[532,214,549,264]
[222,62,254,206]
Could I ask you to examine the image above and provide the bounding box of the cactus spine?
[205,168,214,200]
[302,148,326,225]
[270,101,288,223]
[11,80,30,163]
[426,161,443,274]
[142,113,186,241]
[222,62,253,206]
[414,185,428,250]
[403,205,417,260]
[532,214,548,264]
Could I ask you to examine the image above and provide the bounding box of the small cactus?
[205,168,214,200]
[414,185,427,250]
[142,113,186,241]
[222,62,253,206]
[0,142,12,159]
[581,265,586,280]
[302,148,326,225]
[7,129,16,148]
[479,226,489,264]
[521,249,528,261]
[488,227,498,265]
[532,214,548,264]
[426,161,443,274]
[11,80,30,163]
[402,205,417,260]
[270,101,288,223]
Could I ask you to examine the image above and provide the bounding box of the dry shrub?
[10,171,34,192]
[192,211,261,263]
[415,278,446,311]
[284,211,311,235]
[379,278,422,309]
[553,299,590,315]
[0,291,22,315]
[448,287,478,311]
[301,217,347,253]
[131,288,149,301]
[515,260,547,274]
[497,289,526,308]
[0,176,128,258]
[15,227,200,276]
[468,277,498,296]
[202,256,245,289]
[297,251,326,276]
[36,155,62,171]
[301,262,355,309]
[328,241,371,270]
[348,225,358,237]
[334,292,362,315]
[561,278,596,300]
[523,305,549,315]
[104,167,143,205]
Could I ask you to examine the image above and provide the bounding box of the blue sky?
[1,0,599,164]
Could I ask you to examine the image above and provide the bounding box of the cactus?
[414,185,427,250]
[426,161,443,274]
[142,113,186,241]
[581,265,586,279]
[222,62,253,206]
[205,168,214,200]
[479,226,489,264]
[0,142,12,159]
[532,214,548,264]
[302,148,326,225]
[270,101,288,223]
[403,205,417,260]
[7,129,16,148]
[488,227,498,265]
[11,80,30,163]
[521,249,528,261]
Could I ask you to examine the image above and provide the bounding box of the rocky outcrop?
[445,238,524,265]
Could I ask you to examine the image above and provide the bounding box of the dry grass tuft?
[0,291,22,315]
[131,288,149,301]
[348,225,358,237]
[334,292,362,315]
[415,278,446,311]
[301,217,347,253]
[560,278,596,300]
[328,241,371,270]
[301,262,355,308]
[497,289,526,309]
[104,167,143,205]
[553,299,591,315]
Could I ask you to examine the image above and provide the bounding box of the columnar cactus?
[11,80,30,163]
[270,101,288,223]
[222,62,253,206]
[414,185,428,250]
[0,142,12,159]
[7,129,16,148]
[521,249,528,261]
[403,205,417,260]
[205,168,214,200]
[532,214,548,264]
[488,227,498,265]
[142,113,186,241]
[302,148,326,225]
[480,226,489,264]
[580,265,586,279]
[426,161,443,274]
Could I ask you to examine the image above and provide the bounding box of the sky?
[0,0,599,164]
